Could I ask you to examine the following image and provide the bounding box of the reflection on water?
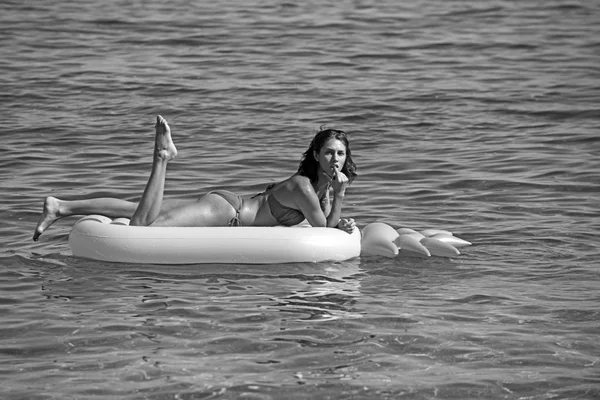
[269,262,364,322]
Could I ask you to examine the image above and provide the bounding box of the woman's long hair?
[297,128,357,183]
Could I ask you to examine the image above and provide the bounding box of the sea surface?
[1,0,599,399]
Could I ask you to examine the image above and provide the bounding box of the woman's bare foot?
[155,115,177,161]
[33,196,61,241]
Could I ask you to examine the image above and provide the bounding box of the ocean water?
[1,0,599,398]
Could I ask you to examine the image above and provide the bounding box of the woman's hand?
[330,165,349,196]
[336,217,356,234]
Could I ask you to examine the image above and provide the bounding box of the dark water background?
[1,0,599,398]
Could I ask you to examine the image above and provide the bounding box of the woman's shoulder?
[286,174,313,190]
[273,174,314,196]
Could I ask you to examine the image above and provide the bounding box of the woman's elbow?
[308,216,327,228]
[326,219,340,229]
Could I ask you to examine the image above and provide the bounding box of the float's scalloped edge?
[360,222,471,258]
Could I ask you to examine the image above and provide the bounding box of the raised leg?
[33,115,180,241]
[130,115,177,226]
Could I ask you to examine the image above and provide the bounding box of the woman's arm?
[321,181,355,233]
[294,181,328,227]
[325,165,350,228]
[295,167,349,228]
[325,189,344,228]
[321,189,331,217]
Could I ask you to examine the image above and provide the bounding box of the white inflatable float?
[68,216,470,264]
[69,215,361,264]
[360,222,471,258]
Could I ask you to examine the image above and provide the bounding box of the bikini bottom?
[208,190,243,226]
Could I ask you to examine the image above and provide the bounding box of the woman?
[33,115,357,241]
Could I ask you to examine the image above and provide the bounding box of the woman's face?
[314,138,347,178]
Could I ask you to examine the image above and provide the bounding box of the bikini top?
[267,193,305,226]
[263,183,328,226]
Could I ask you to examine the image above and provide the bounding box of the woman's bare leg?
[33,196,138,241]
[32,195,195,241]
[130,115,177,226]
[33,115,179,240]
